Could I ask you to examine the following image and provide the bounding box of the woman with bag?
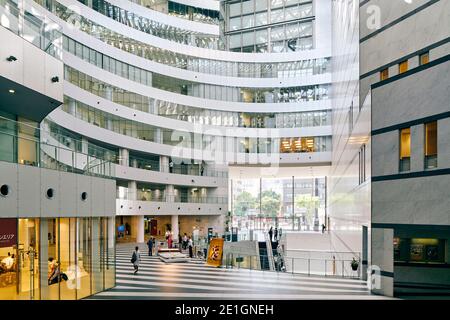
[130,246,141,275]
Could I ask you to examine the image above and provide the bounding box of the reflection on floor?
[87,244,389,300]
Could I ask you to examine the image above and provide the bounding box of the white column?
[119,148,129,166]
[171,215,179,242]
[128,180,137,201]
[160,156,169,172]
[165,184,174,202]
[135,215,145,243]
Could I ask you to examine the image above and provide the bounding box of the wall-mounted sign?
[0,218,17,248]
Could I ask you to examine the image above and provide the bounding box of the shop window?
[425,121,437,169]
[399,60,408,74]
[399,128,411,172]
[395,238,446,263]
[419,52,430,65]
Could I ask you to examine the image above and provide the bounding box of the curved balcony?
[48,108,332,165]
[63,38,331,88]
[64,63,330,115]
[63,87,332,138]
[41,125,229,185]
[31,0,331,64]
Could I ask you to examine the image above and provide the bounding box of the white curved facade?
[31,0,333,242]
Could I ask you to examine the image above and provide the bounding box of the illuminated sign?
[0,219,17,248]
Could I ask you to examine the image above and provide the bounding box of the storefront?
[0,217,115,300]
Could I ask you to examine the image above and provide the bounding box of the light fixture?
[51,76,59,83]
[8,89,15,94]
[6,56,17,62]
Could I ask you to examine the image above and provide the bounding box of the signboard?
[0,218,17,248]
[206,238,224,268]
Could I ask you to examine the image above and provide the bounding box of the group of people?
[132,233,195,275]
[268,226,282,243]
[179,233,194,258]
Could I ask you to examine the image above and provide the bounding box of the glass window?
[425,121,437,169]
[242,14,254,29]
[420,52,429,65]
[229,2,241,17]
[229,34,241,49]
[380,68,389,81]
[399,128,411,172]
[255,12,267,26]
[242,0,254,15]
[399,60,408,74]
[242,31,255,45]
[270,8,284,23]
[229,16,241,31]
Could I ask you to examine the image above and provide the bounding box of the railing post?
[325,259,327,277]
[342,260,344,277]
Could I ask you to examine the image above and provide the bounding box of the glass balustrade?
[0,0,62,59]
[0,116,114,178]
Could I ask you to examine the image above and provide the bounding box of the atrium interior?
[0,0,449,301]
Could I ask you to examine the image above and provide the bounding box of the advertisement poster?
[0,218,17,248]
[206,238,224,268]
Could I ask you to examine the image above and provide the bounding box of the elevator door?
[150,220,158,236]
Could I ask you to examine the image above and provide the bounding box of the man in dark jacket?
[147,237,154,256]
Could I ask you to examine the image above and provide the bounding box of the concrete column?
[171,215,179,242]
[165,184,174,202]
[160,155,169,173]
[134,215,145,243]
[155,128,162,143]
[128,180,137,200]
[119,148,129,166]
[370,228,394,297]
[105,85,113,101]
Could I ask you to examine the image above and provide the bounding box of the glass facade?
[231,177,326,232]
[0,217,115,300]
[223,0,314,53]
[38,1,331,79]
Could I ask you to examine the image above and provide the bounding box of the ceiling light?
[8,89,15,94]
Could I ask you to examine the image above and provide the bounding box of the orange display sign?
[206,238,224,267]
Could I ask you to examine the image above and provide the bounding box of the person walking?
[131,246,141,275]
[183,233,188,250]
[178,234,182,250]
[268,226,273,242]
[274,227,278,242]
[147,237,154,256]
[188,236,193,258]
[322,223,326,234]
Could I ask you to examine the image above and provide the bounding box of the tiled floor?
[87,244,389,300]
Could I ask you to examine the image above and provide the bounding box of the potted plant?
[351,258,359,271]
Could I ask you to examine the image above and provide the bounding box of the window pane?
[425,122,437,156]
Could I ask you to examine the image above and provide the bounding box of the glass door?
[17,218,40,300]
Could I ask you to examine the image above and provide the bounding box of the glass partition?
[0,217,115,300]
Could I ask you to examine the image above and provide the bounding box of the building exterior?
[0,0,116,299]
[330,0,450,297]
